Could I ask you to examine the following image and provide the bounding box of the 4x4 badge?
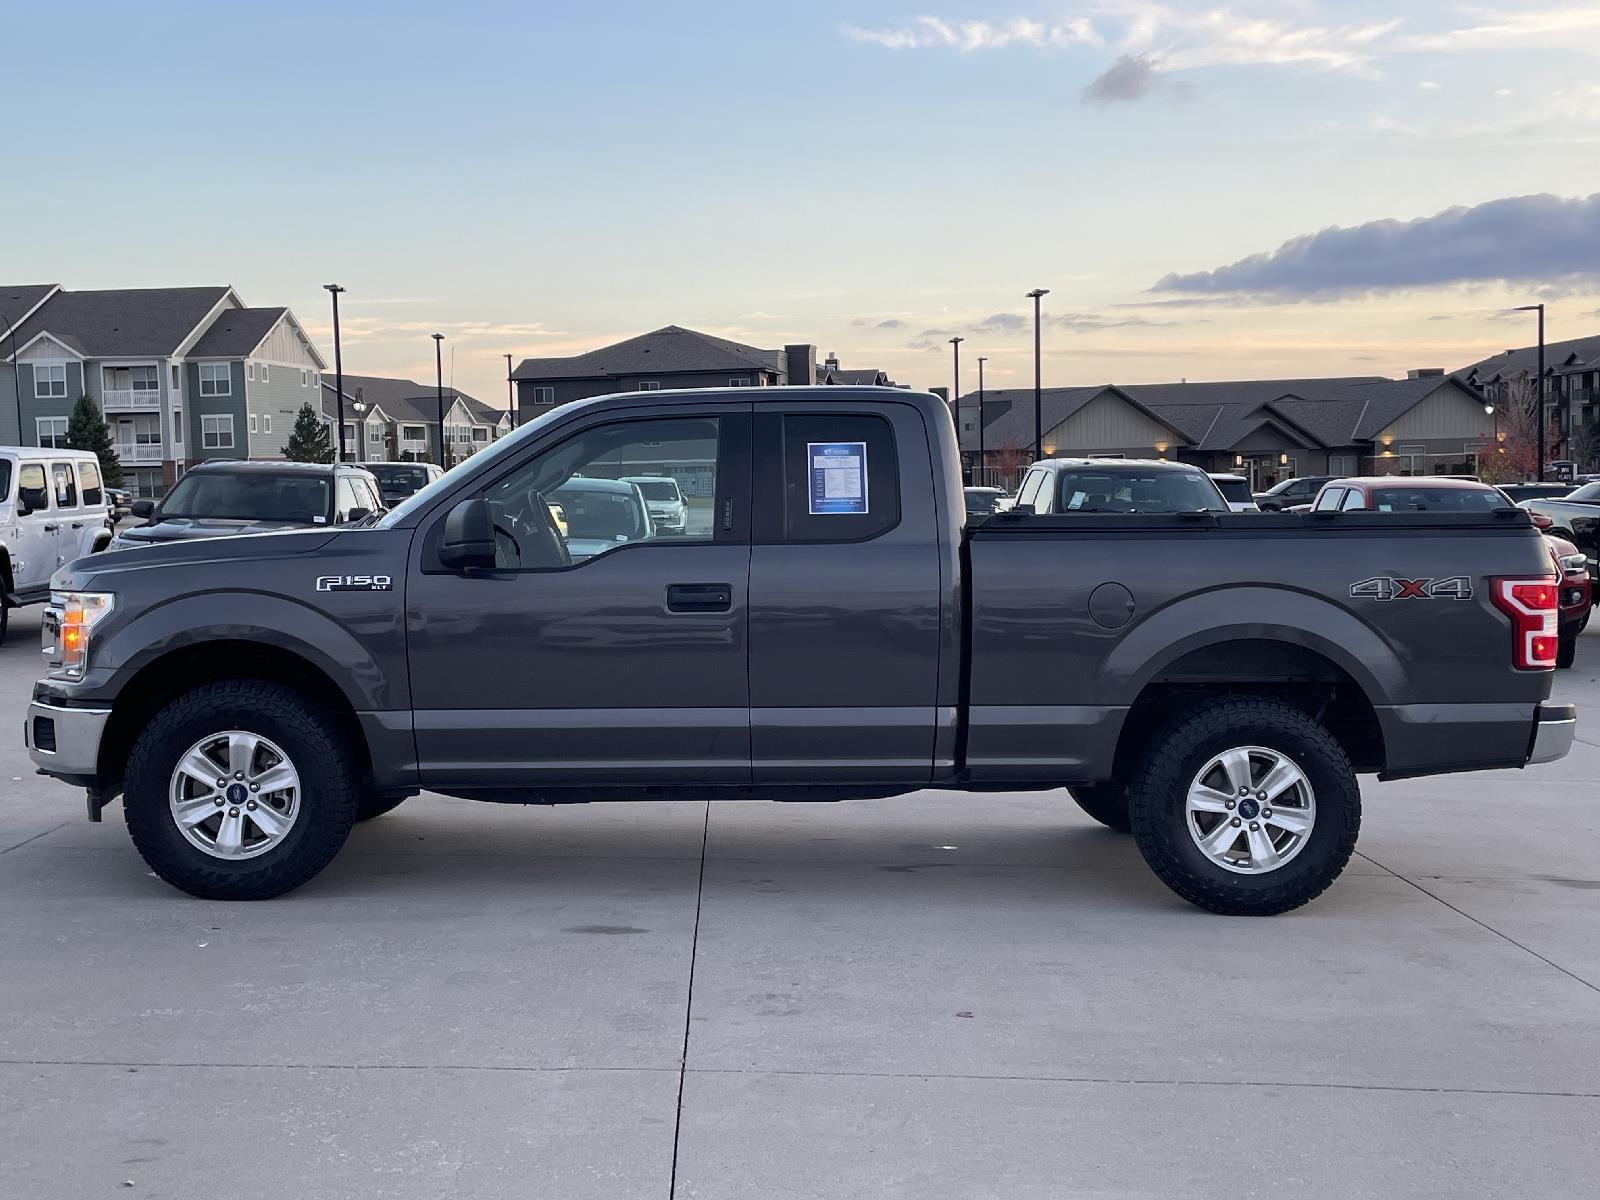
[1350,576,1472,601]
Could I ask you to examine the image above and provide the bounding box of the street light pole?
[948,336,964,461]
[0,309,20,444]
[1513,303,1547,481]
[504,353,516,428]
[1027,288,1049,462]
[323,284,346,462]
[976,356,988,486]
[432,333,446,469]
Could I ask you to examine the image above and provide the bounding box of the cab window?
[335,477,361,522]
[1016,470,1046,513]
[1312,487,1345,512]
[483,416,722,569]
[18,463,47,510]
[774,413,899,542]
[51,462,78,509]
[1339,489,1366,511]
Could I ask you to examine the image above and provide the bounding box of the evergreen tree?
[65,394,123,487]
[283,401,334,463]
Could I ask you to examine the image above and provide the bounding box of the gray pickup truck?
[24,387,1576,914]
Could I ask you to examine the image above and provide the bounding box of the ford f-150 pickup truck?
[24,387,1577,914]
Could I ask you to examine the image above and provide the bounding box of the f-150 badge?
[316,575,393,592]
[1350,576,1472,601]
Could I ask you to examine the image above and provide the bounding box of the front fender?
[1103,585,1404,706]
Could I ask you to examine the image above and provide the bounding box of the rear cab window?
[78,460,103,507]
[760,412,900,542]
[1368,486,1511,513]
[1212,477,1252,506]
[51,462,78,509]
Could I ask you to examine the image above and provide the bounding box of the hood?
[64,526,342,586]
[116,517,324,543]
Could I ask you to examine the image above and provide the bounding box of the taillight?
[1489,575,1558,670]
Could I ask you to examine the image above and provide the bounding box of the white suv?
[621,475,688,534]
[1,447,114,644]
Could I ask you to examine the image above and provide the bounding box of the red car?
[1547,531,1591,668]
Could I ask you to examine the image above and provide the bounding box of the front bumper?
[24,699,110,780]
[1529,703,1577,765]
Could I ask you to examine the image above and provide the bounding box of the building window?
[728,377,749,387]
[342,423,356,444]
[249,414,259,434]
[199,364,231,396]
[247,362,255,382]
[173,409,183,445]
[301,369,309,386]
[402,425,426,444]
[312,372,320,388]
[171,364,181,392]
[533,386,555,404]
[34,363,67,398]
[202,414,234,449]
[263,415,271,434]
[131,365,159,394]
[637,381,661,391]
[369,423,383,442]
[260,363,269,382]
[472,427,488,443]
[36,416,69,447]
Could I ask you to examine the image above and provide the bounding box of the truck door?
[404,407,753,789]
[9,462,58,595]
[747,404,945,784]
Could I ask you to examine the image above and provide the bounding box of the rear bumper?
[24,699,109,781]
[1529,703,1577,765]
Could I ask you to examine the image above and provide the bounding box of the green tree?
[282,401,333,463]
[65,394,123,487]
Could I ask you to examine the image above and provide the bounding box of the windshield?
[964,488,1003,514]
[158,472,331,522]
[629,478,680,501]
[1567,481,1600,501]
[1367,486,1511,512]
[366,464,431,497]
[1212,478,1252,504]
[1054,469,1229,513]
[552,482,651,542]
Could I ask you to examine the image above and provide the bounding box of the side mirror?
[130,499,155,519]
[346,507,372,524]
[439,497,497,571]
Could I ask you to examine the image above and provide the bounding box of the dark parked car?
[110,461,386,549]
[26,388,1573,915]
[1520,481,1600,580]
[364,461,443,505]
[963,486,1007,517]
[1499,483,1574,505]
[104,486,133,526]
[1253,475,1333,511]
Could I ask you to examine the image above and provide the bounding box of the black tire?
[0,601,9,648]
[356,791,408,822]
[124,680,359,900]
[1557,630,1577,669]
[1128,697,1360,916]
[1069,784,1132,832]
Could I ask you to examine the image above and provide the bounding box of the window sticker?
[808,442,868,515]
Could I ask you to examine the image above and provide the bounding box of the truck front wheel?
[124,680,359,900]
[1127,698,1360,916]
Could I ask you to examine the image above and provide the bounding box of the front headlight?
[46,591,115,679]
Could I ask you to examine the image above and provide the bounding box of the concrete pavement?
[1,604,1597,1198]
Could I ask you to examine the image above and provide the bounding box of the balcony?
[102,388,161,412]
[113,441,164,464]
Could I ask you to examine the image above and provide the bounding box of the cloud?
[1403,5,1600,54]
[877,318,907,329]
[974,312,1028,332]
[1152,192,1600,299]
[1083,54,1159,104]
[843,15,1099,52]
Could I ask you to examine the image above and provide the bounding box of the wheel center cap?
[1238,797,1261,820]
[225,783,249,804]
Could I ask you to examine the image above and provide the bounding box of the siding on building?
[185,361,248,461]
[516,369,773,419]
[1042,392,1177,456]
[1374,386,1495,442]
[243,362,320,459]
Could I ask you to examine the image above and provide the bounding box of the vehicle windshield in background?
[551,482,651,542]
[366,464,432,498]
[1055,469,1228,513]
[1565,481,1600,502]
[629,478,680,501]
[965,488,1004,515]
[1212,478,1253,505]
[1368,486,1511,513]
[158,473,332,523]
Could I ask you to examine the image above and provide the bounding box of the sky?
[5,1,1600,407]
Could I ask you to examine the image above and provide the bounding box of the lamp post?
[948,336,964,467]
[323,285,347,461]
[351,397,367,464]
[432,333,446,469]
[1512,303,1546,481]
[976,356,988,486]
[0,309,20,444]
[1027,288,1049,462]
[504,352,516,428]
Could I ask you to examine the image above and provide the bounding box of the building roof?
[322,373,506,427]
[958,374,1487,454]
[4,286,232,359]
[185,307,289,358]
[0,285,60,332]
[512,325,783,381]
[1456,334,1600,383]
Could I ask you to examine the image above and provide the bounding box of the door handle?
[71,522,84,530]
[666,583,732,613]
[43,524,60,532]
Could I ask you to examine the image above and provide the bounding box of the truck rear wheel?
[1127,697,1360,916]
[1068,784,1131,832]
[1557,630,1577,669]
[124,680,359,900]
